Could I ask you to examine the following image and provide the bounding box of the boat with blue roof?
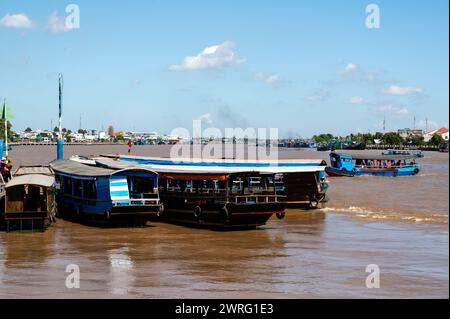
[325,152,421,177]
[50,160,160,225]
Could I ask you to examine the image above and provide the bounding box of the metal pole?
[4,98,8,158]
[57,74,64,160]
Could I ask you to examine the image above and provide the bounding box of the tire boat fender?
[158,203,165,217]
[221,207,230,223]
[309,199,319,209]
[276,212,285,220]
[194,206,202,220]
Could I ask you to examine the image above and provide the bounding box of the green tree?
[0,121,13,142]
[25,127,32,132]
[313,133,334,144]
[407,135,424,145]
[429,133,443,146]
[382,132,404,145]
[354,133,374,145]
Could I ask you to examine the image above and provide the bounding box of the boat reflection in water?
[108,246,134,296]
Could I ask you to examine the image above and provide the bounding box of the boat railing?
[230,194,286,205]
[354,164,419,169]
[112,198,160,206]
[164,186,227,195]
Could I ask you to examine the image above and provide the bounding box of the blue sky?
[0,0,448,137]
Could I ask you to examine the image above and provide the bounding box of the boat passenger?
[1,157,11,182]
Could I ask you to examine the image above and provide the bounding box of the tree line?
[312,132,445,146]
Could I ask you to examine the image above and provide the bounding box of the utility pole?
[413,116,416,130]
[383,118,386,132]
[79,113,82,131]
[425,118,428,132]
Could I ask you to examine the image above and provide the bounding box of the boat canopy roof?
[94,157,325,174]
[6,174,55,189]
[51,160,158,178]
[332,152,420,161]
[14,166,54,177]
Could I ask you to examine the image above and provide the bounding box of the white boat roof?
[102,154,325,165]
[14,166,54,177]
[95,157,325,174]
[6,174,55,189]
[52,160,158,177]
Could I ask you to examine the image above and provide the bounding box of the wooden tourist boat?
[100,154,329,209]
[1,166,56,232]
[94,157,287,228]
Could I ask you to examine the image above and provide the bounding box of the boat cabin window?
[83,180,97,199]
[229,175,275,195]
[162,178,226,194]
[63,176,72,195]
[73,178,82,198]
[127,176,156,199]
[6,185,47,213]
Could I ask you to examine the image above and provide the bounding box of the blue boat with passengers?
[50,160,160,225]
[325,152,421,177]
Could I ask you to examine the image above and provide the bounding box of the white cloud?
[338,63,357,75]
[169,41,243,71]
[384,85,423,95]
[377,104,409,115]
[0,13,34,29]
[45,12,71,34]
[254,73,280,85]
[198,113,213,125]
[350,96,364,105]
[345,63,357,72]
[305,90,330,102]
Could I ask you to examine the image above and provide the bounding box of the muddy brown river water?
[0,145,448,298]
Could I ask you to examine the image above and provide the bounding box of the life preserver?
[221,207,230,223]
[158,203,165,217]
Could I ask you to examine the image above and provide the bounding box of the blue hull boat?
[325,152,421,177]
[50,160,161,225]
